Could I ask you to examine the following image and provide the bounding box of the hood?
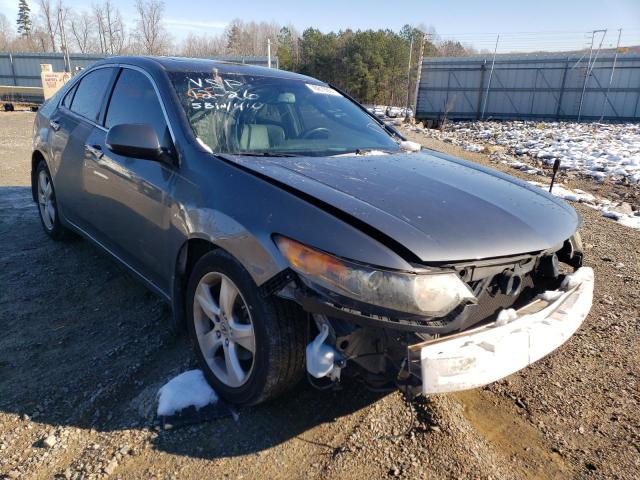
[224,150,579,263]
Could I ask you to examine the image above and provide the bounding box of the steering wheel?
[301,127,331,140]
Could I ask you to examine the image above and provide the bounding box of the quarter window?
[105,69,168,140]
[69,68,114,122]
[61,83,77,109]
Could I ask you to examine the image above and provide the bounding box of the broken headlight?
[275,236,476,317]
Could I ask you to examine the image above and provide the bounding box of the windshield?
[169,70,400,157]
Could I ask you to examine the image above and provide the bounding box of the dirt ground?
[0,111,638,480]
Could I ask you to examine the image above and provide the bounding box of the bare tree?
[224,19,285,57]
[181,32,225,57]
[56,3,71,59]
[36,0,59,51]
[67,11,95,53]
[0,13,14,50]
[93,1,127,55]
[134,0,170,55]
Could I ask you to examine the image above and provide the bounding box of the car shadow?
[0,186,389,460]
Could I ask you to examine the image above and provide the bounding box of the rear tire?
[35,160,71,241]
[186,249,306,406]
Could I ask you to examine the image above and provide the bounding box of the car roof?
[95,56,322,84]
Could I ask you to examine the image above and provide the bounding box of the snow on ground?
[157,370,218,417]
[413,121,640,184]
[528,181,640,230]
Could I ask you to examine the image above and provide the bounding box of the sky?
[2,0,640,51]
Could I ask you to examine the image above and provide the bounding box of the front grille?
[464,273,536,327]
[416,271,544,334]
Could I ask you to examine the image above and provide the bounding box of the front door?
[81,67,177,292]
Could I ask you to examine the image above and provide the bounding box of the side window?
[61,83,77,109]
[70,68,114,122]
[105,69,168,141]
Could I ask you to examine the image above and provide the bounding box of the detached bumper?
[411,267,594,394]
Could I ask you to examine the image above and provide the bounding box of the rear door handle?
[49,119,60,131]
[85,144,103,159]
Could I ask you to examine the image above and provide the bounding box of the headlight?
[275,236,476,317]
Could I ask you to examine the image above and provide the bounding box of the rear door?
[53,66,117,229]
[82,67,177,292]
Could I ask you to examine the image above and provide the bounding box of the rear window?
[70,68,114,123]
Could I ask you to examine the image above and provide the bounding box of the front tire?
[186,250,306,406]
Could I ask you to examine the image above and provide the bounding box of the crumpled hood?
[224,150,579,263]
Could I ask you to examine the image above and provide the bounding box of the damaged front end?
[271,234,591,395]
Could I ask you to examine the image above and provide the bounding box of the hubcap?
[193,272,256,388]
[37,170,55,231]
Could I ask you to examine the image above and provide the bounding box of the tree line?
[1,0,476,105]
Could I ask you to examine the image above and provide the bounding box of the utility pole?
[267,39,272,68]
[412,32,426,120]
[480,34,499,120]
[578,29,606,122]
[404,34,414,121]
[57,6,70,72]
[599,28,622,121]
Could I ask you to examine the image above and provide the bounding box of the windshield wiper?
[331,148,397,156]
[235,151,297,157]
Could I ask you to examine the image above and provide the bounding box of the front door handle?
[85,144,103,159]
[49,119,60,131]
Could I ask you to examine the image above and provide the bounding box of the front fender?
[185,208,284,286]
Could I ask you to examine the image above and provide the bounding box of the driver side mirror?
[106,123,164,161]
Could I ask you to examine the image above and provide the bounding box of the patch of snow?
[615,215,640,229]
[399,140,421,152]
[496,308,517,326]
[464,142,484,153]
[415,121,640,184]
[527,181,639,231]
[538,290,564,302]
[561,267,595,290]
[546,184,596,203]
[157,370,218,417]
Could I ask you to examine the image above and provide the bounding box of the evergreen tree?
[16,0,32,37]
[226,21,242,55]
[277,27,294,70]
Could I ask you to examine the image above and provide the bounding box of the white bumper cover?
[418,267,594,394]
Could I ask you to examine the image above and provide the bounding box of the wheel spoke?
[47,202,56,223]
[195,282,220,319]
[38,172,47,192]
[43,182,52,201]
[229,321,255,353]
[200,329,223,358]
[223,342,245,386]
[219,277,237,318]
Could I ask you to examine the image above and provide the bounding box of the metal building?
[0,52,273,101]
[416,53,640,122]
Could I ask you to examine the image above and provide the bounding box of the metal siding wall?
[1,53,272,96]
[416,54,640,121]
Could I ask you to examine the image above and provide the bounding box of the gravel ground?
[1,112,638,479]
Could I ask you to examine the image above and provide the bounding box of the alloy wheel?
[193,272,256,388]
[37,169,56,231]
